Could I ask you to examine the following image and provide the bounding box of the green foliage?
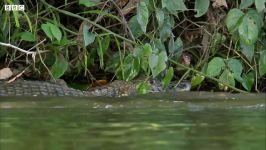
[195,0,210,17]
[0,0,265,92]
[136,82,150,95]
[191,74,205,87]
[259,50,266,77]
[79,0,100,7]
[41,22,62,42]
[242,72,254,91]
[226,9,244,33]
[162,0,187,12]
[162,67,174,88]
[255,0,266,12]
[206,57,225,77]
[20,32,36,42]
[83,24,95,47]
[137,1,149,33]
[51,54,68,79]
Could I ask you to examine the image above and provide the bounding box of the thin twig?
[0,42,36,55]
[111,0,135,41]
[0,42,49,55]
[28,39,46,51]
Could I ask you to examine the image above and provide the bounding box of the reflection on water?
[0,92,265,150]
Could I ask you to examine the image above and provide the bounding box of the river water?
[0,92,265,150]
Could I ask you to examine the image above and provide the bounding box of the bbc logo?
[4,5,25,11]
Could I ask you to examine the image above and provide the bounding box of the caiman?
[0,80,191,97]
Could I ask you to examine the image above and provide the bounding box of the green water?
[0,92,265,150]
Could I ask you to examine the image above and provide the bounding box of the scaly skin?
[0,80,191,97]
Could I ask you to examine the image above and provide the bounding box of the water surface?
[0,92,265,150]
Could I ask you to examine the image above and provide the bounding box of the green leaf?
[259,50,266,76]
[162,0,187,11]
[210,32,226,55]
[242,72,254,91]
[79,0,100,7]
[255,0,265,12]
[137,1,149,33]
[168,37,183,54]
[219,69,235,88]
[240,0,255,9]
[195,0,210,17]
[41,22,62,42]
[116,55,140,81]
[41,23,53,41]
[49,23,62,42]
[123,55,140,81]
[240,41,254,61]
[149,51,167,78]
[51,54,68,79]
[136,82,150,95]
[142,43,152,56]
[238,13,259,45]
[206,57,225,77]
[191,74,205,87]
[152,38,166,52]
[227,58,243,81]
[155,8,164,28]
[162,67,174,88]
[83,24,95,47]
[129,16,144,38]
[97,35,110,69]
[20,32,35,42]
[159,15,172,42]
[225,8,244,33]
[247,9,264,29]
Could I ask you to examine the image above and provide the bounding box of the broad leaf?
[206,57,225,77]
[195,0,210,17]
[149,51,167,78]
[240,41,254,61]
[41,23,53,41]
[219,69,235,88]
[240,0,254,9]
[136,82,150,94]
[20,32,35,42]
[49,23,62,42]
[238,13,259,45]
[122,55,140,81]
[225,9,244,33]
[137,1,149,33]
[247,9,264,29]
[228,58,243,82]
[51,54,68,79]
[255,0,265,12]
[191,74,205,87]
[162,0,187,11]
[242,72,254,91]
[210,32,226,54]
[259,50,266,76]
[129,16,144,38]
[142,43,152,56]
[83,24,95,47]
[168,37,183,54]
[155,8,164,28]
[162,67,174,88]
[152,38,166,52]
[159,15,172,42]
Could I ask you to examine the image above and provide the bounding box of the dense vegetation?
[0,0,265,93]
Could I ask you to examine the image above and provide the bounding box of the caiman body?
[0,80,191,97]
